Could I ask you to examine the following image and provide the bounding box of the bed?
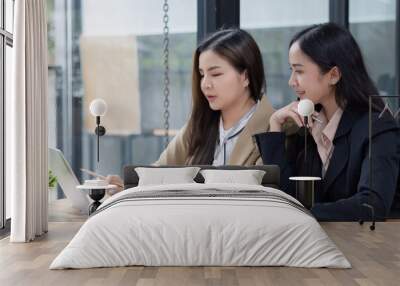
[50,165,350,269]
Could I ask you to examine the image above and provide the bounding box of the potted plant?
[48,170,58,202]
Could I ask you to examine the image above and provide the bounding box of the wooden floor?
[0,200,399,286]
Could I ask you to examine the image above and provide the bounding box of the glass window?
[5,44,12,220]
[47,0,197,195]
[241,0,329,107]
[5,0,14,33]
[0,1,2,27]
[0,40,3,228]
[349,0,396,96]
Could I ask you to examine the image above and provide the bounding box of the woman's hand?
[106,175,124,195]
[269,101,305,132]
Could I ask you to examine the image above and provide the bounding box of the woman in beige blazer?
[156,28,274,166]
[155,95,273,166]
[107,28,275,191]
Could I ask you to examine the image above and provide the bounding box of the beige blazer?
[154,96,275,166]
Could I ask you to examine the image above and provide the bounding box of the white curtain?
[8,0,48,242]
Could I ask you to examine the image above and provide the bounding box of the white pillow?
[135,167,201,186]
[200,169,266,185]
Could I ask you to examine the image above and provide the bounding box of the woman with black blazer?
[255,23,400,221]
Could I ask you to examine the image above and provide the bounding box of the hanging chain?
[162,0,170,147]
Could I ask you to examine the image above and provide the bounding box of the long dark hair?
[186,28,266,164]
[289,23,384,112]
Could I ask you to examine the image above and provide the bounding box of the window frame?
[396,0,400,98]
[0,0,13,234]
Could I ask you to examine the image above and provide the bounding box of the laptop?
[48,148,90,213]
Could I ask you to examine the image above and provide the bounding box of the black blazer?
[255,108,400,221]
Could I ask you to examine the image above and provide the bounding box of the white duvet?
[50,183,351,269]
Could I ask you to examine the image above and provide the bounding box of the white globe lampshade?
[89,99,107,117]
[297,99,314,117]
